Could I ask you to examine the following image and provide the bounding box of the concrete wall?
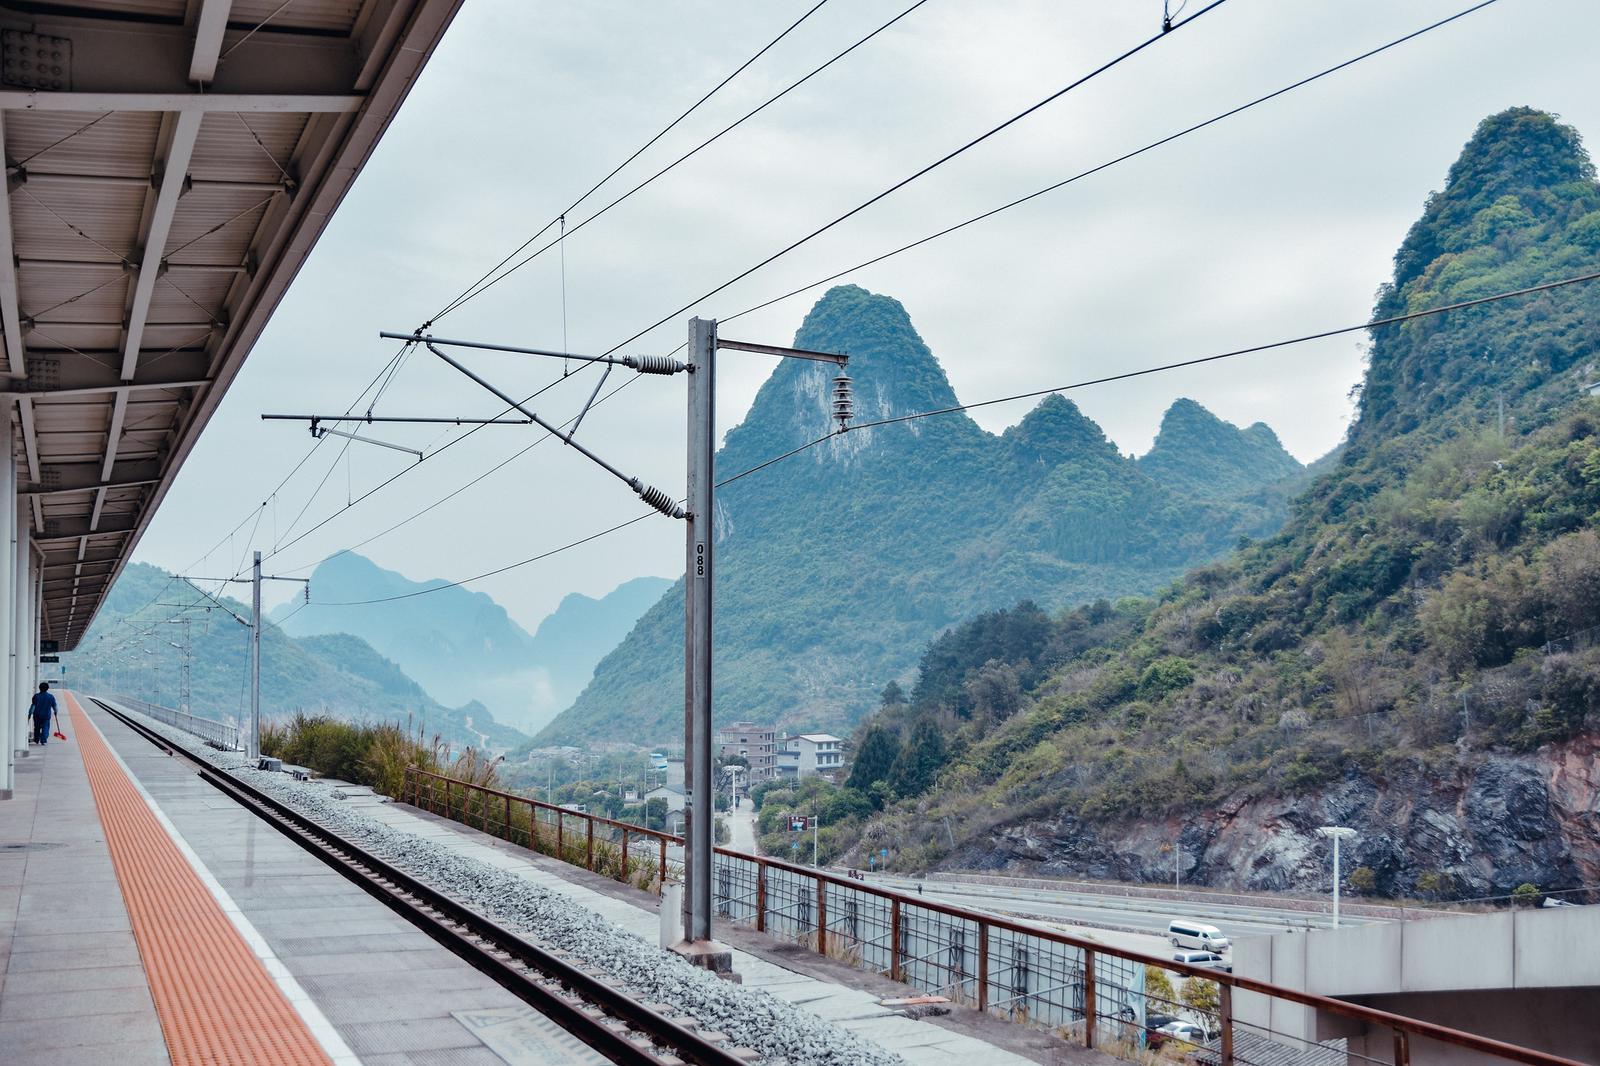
[1344,988,1600,1066]
[1233,906,1600,1063]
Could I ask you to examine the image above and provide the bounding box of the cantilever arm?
[422,343,683,519]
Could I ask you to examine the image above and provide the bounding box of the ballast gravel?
[113,705,907,1066]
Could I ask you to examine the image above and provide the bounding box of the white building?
[776,733,844,780]
[645,783,685,813]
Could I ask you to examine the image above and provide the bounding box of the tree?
[1144,967,1178,1010]
[962,659,1024,723]
[1512,882,1541,907]
[1347,866,1378,895]
[846,724,899,795]
[887,718,946,798]
[1417,871,1455,901]
[880,680,906,707]
[1181,976,1221,1024]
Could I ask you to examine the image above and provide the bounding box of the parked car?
[1147,1020,1207,1050]
[1173,950,1232,973]
[1168,919,1230,952]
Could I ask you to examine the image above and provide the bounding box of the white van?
[1167,919,1230,952]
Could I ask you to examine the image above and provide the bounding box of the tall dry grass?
[258,712,502,797]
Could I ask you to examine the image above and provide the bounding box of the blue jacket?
[29,691,56,723]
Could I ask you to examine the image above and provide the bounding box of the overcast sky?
[136,0,1600,629]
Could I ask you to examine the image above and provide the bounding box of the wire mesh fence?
[400,767,1582,1066]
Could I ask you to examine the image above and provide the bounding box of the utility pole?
[1317,825,1357,928]
[174,560,306,759]
[812,804,820,867]
[314,321,854,970]
[681,319,850,958]
[684,317,716,944]
[250,551,262,761]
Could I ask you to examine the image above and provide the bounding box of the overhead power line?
[711,0,1503,332]
[431,0,833,323]
[275,374,642,576]
[715,266,1600,489]
[592,0,1230,358]
[432,0,933,323]
[313,512,660,606]
[234,0,1478,587]
[248,0,1224,594]
[307,265,1600,608]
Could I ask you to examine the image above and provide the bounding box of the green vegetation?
[539,286,1305,747]
[832,108,1600,898]
[259,712,501,798]
[65,562,526,750]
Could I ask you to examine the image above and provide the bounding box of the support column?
[12,497,24,761]
[0,401,12,797]
[31,544,40,700]
[684,317,715,945]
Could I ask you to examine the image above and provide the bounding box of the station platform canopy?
[1,0,463,649]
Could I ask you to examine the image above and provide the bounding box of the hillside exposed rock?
[969,737,1600,898]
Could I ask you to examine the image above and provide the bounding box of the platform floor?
[2,697,603,1066]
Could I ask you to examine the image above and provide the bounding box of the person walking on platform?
[29,682,57,745]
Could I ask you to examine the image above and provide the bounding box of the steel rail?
[91,699,749,1066]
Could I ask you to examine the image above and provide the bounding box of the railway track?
[93,698,752,1066]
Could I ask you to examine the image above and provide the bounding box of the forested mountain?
[66,561,525,749]
[537,285,1303,747]
[837,108,1600,900]
[273,552,667,732]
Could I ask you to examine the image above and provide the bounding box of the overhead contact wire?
[592,0,1230,358]
[432,0,932,322]
[714,0,1502,331]
[430,0,836,322]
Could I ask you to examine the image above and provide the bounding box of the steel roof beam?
[0,92,363,114]
[0,9,362,96]
[23,459,161,496]
[123,111,204,380]
[35,513,137,542]
[5,350,211,398]
[189,0,234,86]
[0,112,23,377]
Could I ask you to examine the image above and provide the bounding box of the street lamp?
[1316,825,1357,928]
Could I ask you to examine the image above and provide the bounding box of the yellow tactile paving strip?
[65,692,333,1066]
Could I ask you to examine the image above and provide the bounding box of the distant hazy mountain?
[63,562,524,750]
[535,284,1303,748]
[272,553,668,732]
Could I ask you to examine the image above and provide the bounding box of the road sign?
[39,655,59,663]
[39,640,59,654]
[790,817,808,832]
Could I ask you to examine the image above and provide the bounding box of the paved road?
[865,873,1375,944]
[725,805,758,853]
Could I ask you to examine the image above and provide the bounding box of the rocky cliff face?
[966,732,1600,898]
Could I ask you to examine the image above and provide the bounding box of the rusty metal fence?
[401,767,1583,1066]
